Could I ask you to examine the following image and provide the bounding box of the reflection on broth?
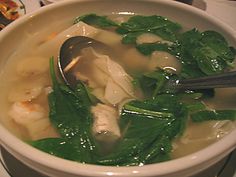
[0,13,235,166]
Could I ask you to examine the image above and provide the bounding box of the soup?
[0,14,235,166]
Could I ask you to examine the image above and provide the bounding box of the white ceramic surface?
[21,0,41,13]
[0,0,236,177]
[41,0,62,5]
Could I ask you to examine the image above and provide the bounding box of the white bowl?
[0,0,236,177]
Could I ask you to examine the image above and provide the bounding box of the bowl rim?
[0,0,236,176]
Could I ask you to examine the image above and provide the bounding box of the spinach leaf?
[201,30,235,65]
[173,29,236,77]
[194,46,225,75]
[191,110,236,122]
[122,31,143,44]
[97,108,173,165]
[193,31,235,75]
[133,70,178,98]
[48,69,90,139]
[133,70,167,98]
[29,138,78,161]
[120,136,172,166]
[118,15,181,45]
[184,102,206,113]
[98,94,188,166]
[122,28,177,45]
[136,43,172,56]
[172,29,205,78]
[116,15,181,34]
[74,13,119,28]
[152,28,178,41]
[34,57,98,163]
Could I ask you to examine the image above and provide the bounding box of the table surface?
[0,0,236,176]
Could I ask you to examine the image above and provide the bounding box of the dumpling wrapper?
[75,47,136,105]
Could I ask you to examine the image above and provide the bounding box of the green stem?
[123,104,173,119]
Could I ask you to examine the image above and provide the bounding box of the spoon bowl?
[58,36,111,88]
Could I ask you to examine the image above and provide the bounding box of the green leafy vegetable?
[122,31,143,44]
[29,138,78,161]
[98,94,188,166]
[31,57,98,163]
[133,70,180,98]
[136,43,172,56]
[116,15,181,34]
[191,110,236,122]
[118,15,181,44]
[74,13,118,28]
[174,29,236,78]
[122,28,177,45]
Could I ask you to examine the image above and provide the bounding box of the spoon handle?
[176,71,236,90]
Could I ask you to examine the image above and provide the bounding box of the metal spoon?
[58,36,112,88]
[58,36,236,90]
[168,71,236,91]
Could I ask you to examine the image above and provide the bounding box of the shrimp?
[8,101,46,125]
[8,86,43,102]
[8,101,58,140]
